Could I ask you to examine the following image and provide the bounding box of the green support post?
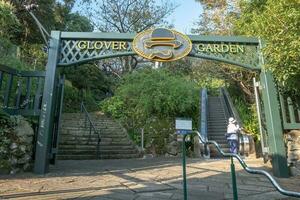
[34,31,61,174]
[258,39,288,178]
[230,157,238,200]
[182,134,188,200]
[260,71,289,177]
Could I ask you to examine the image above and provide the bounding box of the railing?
[279,94,300,130]
[220,88,242,127]
[253,78,269,157]
[199,89,210,157]
[0,64,45,116]
[196,131,300,199]
[220,88,253,156]
[80,102,101,158]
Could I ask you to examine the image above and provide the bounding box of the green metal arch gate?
[35,30,288,177]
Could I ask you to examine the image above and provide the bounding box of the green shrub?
[0,110,18,172]
[0,1,20,38]
[229,86,259,140]
[63,85,98,113]
[101,68,199,154]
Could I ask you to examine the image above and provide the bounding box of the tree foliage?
[101,68,199,125]
[62,64,115,102]
[79,0,176,33]
[77,0,176,75]
[101,68,199,154]
[234,0,300,99]
[0,1,20,39]
[192,0,255,102]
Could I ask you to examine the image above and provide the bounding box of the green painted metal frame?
[58,32,260,70]
[258,40,288,177]
[279,95,300,130]
[34,31,61,174]
[34,31,289,177]
[0,64,45,116]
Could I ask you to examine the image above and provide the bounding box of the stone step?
[208,109,224,112]
[58,149,138,155]
[59,140,134,146]
[59,113,140,160]
[60,128,125,133]
[56,153,140,160]
[208,125,226,127]
[60,130,127,135]
[61,124,118,129]
[208,131,226,134]
[208,139,228,143]
[59,144,137,150]
[60,130,119,135]
[208,136,227,140]
[60,134,128,139]
[209,134,226,137]
[208,119,226,121]
[208,126,226,129]
[208,130,226,133]
[62,122,122,129]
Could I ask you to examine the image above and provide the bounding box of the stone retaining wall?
[0,115,34,174]
[286,130,300,176]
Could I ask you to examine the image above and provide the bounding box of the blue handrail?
[200,89,208,141]
[200,88,210,156]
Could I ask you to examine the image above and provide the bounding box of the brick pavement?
[0,157,299,200]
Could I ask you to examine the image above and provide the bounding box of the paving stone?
[1,157,299,200]
[240,191,291,200]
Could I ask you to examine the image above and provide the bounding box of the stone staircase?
[57,113,141,160]
[207,96,230,157]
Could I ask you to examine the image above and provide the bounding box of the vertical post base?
[182,134,188,200]
[231,157,238,200]
[260,71,289,178]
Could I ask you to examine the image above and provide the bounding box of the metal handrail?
[80,102,101,158]
[220,88,243,127]
[200,89,208,142]
[200,89,210,157]
[195,131,300,198]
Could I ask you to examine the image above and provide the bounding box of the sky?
[166,0,203,34]
[73,0,202,34]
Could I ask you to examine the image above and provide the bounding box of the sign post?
[175,118,193,200]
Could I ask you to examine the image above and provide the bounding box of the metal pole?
[253,78,266,154]
[182,134,188,200]
[231,157,238,200]
[258,39,288,177]
[141,128,144,150]
[34,31,60,174]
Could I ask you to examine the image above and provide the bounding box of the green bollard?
[231,156,238,200]
[182,134,188,200]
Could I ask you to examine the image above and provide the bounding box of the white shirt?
[227,123,240,140]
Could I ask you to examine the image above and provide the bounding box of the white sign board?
[175,118,192,131]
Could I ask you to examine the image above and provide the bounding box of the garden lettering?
[77,41,129,50]
[196,43,245,53]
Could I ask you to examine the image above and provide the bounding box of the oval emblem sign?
[132,28,192,62]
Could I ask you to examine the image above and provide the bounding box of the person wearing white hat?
[226,117,240,154]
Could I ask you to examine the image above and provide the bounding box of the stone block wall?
[286,130,300,176]
[0,115,34,174]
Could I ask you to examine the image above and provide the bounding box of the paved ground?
[0,157,300,200]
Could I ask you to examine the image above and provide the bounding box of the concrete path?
[0,157,299,200]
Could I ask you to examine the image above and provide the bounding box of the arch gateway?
[35,28,288,177]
